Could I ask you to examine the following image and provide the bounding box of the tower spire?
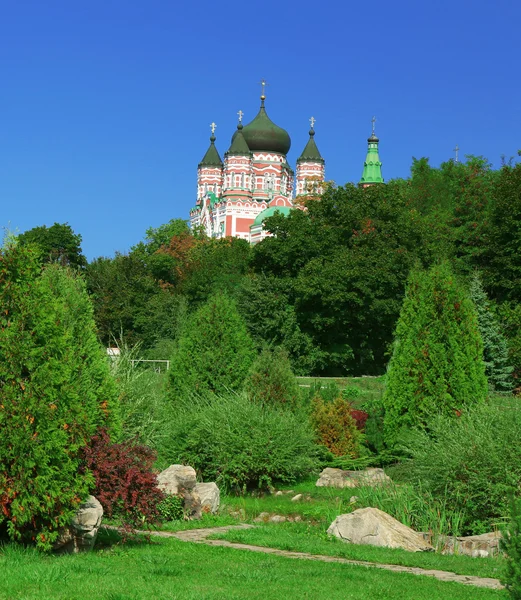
[360,117,383,186]
[198,124,223,168]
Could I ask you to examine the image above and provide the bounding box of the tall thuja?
[383,262,487,447]
[0,241,119,550]
[168,291,255,402]
[469,271,513,392]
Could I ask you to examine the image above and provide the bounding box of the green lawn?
[211,521,505,580]
[0,530,506,600]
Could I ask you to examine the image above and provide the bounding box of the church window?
[241,173,245,188]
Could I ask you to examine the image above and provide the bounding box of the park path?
[141,524,504,591]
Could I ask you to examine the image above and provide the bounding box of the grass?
[296,375,385,403]
[220,478,467,542]
[210,521,505,580]
[0,530,506,600]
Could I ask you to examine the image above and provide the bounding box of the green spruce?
[469,271,514,392]
[243,346,301,408]
[383,262,488,447]
[168,291,255,401]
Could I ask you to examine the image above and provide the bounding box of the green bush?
[310,395,363,458]
[161,393,319,493]
[243,346,301,408]
[168,292,255,402]
[0,241,119,550]
[109,343,172,450]
[502,496,521,599]
[157,494,184,522]
[404,401,521,534]
[383,262,488,447]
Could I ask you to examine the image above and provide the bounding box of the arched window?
[241,173,245,188]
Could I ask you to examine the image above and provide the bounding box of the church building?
[190,86,383,243]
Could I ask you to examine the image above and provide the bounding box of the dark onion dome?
[297,128,324,164]
[367,133,380,143]
[236,97,291,155]
[198,133,223,168]
[227,122,251,156]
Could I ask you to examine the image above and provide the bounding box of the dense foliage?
[18,222,87,269]
[469,271,514,391]
[383,262,487,447]
[0,241,118,550]
[404,402,521,534]
[82,429,164,531]
[502,497,521,599]
[310,395,363,458]
[162,393,319,492]
[243,346,301,408]
[168,292,255,401]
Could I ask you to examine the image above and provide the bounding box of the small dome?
[252,205,292,226]
[236,99,291,155]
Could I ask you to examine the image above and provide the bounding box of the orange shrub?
[310,395,363,458]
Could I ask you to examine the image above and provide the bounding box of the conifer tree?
[383,262,487,447]
[168,292,255,401]
[469,271,514,392]
[243,346,301,408]
[0,241,119,549]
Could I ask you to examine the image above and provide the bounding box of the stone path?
[135,525,504,590]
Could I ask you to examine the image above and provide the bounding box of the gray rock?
[316,467,391,489]
[253,512,271,523]
[269,515,287,523]
[157,464,197,494]
[291,494,303,502]
[275,491,283,497]
[328,507,433,552]
[349,496,359,504]
[53,496,103,553]
[195,482,220,514]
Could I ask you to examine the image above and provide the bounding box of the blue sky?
[1,0,520,260]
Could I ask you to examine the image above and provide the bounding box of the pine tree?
[502,496,521,599]
[168,292,255,401]
[0,241,119,549]
[383,262,488,447]
[469,271,514,392]
[243,346,301,408]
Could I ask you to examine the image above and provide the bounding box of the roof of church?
[227,123,251,156]
[297,128,324,164]
[252,205,292,226]
[360,123,383,185]
[238,96,291,155]
[199,134,223,168]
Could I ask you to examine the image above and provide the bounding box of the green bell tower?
[360,117,383,186]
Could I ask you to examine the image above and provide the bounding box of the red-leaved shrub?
[82,429,165,532]
[350,409,369,431]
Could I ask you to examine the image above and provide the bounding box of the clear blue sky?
[2,0,520,260]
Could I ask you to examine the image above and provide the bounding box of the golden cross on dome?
[371,116,376,135]
[259,78,269,98]
[237,110,244,123]
[309,116,316,129]
[210,122,216,134]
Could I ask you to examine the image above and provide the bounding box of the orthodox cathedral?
[189,85,383,243]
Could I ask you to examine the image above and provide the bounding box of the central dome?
[238,99,291,155]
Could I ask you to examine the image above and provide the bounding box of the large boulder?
[53,496,103,553]
[316,467,391,489]
[195,482,220,514]
[157,464,197,494]
[328,507,433,552]
[157,464,202,519]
